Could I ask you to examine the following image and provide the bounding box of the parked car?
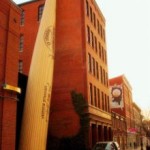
[92,141,120,150]
[114,142,120,150]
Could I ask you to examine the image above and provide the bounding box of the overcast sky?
[97,0,150,112]
[12,0,150,112]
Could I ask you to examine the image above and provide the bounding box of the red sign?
[127,128,138,133]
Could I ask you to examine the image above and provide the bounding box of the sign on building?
[110,84,124,108]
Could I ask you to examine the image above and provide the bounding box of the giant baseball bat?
[19,0,56,149]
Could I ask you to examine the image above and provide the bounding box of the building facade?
[19,0,112,149]
[0,0,147,150]
[132,102,144,148]
[111,111,126,150]
[0,0,20,150]
[109,75,134,149]
[19,0,45,75]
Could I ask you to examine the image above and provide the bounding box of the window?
[96,61,99,79]
[104,49,106,64]
[94,86,97,107]
[103,69,105,85]
[98,42,102,58]
[101,46,104,61]
[90,7,93,22]
[92,57,95,76]
[105,94,107,111]
[105,50,107,64]
[19,60,23,73]
[89,83,93,105]
[20,10,25,25]
[91,31,94,48]
[103,29,106,42]
[19,35,24,52]
[93,12,96,27]
[38,5,44,21]
[97,88,100,108]
[94,36,97,52]
[88,53,92,73]
[100,25,103,38]
[106,72,108,87]
[86,0,89,16]
[100,66,103,83]
[97,19,100,34]
[102,92,104,110]
[107,96,110,112]
[87,26,90,43]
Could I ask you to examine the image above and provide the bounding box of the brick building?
[109,75,135,149]
[111,111,126,150]
[19,0,112,149]
[132,102,143,148]
[18,0,45,75]
[0,0,20,150]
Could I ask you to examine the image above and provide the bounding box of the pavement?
[126,146,146,150]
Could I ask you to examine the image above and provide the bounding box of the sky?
[96,0,150,113]
[12,0,150,112]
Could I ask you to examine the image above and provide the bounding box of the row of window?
[19,60,23,73]
[86,0,105,42]
[87,25,107,64]
[112,117,126,130]
[20,4,44,25]
[19,35,24,52]
[126,117,134,128]
[89,83,110,112]
[88,53,108,87]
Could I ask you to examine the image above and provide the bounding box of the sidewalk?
[126,146,146,150]
[136,147,146,150]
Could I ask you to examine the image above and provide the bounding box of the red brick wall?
[0,0,20,149]
[0,1,10,147]
[49,0,86,138]
[19,0,45,75]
